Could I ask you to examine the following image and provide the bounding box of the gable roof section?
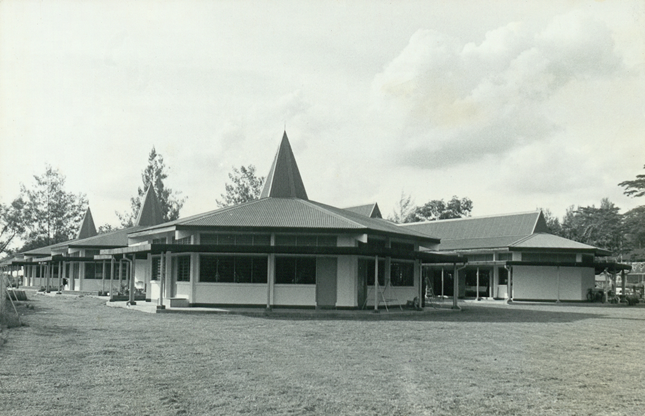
[510,233,607,253]
[67,226,146,248]
[343,203,382,219]
[259,132,308,200]
[135,185,164,227]
[76,207,98,239]
[129,197,439,243]
[401,211,546,250]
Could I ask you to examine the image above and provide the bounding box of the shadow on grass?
[242,305,602,324]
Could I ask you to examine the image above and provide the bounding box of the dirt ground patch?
[1,294,644,416]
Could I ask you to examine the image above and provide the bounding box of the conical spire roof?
[76,207,97,239]
[260,132,308,200]
[135,185,164,227]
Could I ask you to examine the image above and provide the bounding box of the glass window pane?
[295,258,316,284]
[252,257,268,283]
[253,234,271,246]
[275,257,296,283]
[234,257,253,283]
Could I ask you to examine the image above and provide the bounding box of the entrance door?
[316,257,337,308]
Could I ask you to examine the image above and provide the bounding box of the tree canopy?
[388,193,473,223]
[619,165,645,197]
[0,198,26,255]
[17,165,88,252]
[216,165,265,208]
[117,147,186,227]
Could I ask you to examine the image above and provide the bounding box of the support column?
[118,260,123,293]
[110,257,115,295]
[128,255,137,305]
[101,261,106,294]
[158,251,166,309]
[452,264,460,310]
[266,254,275,309]
[621,270,626,302]
[57,262,62,293]
[507,267,514,304]
[441,268,445,297]
[476,267,480,300]
[374,256,379,312]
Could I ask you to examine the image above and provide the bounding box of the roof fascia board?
[127,226,178,239]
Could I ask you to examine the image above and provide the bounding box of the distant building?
[401,212,630,301]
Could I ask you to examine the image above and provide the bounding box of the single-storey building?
[401,212,631,302]
[99,133,460,309]
[17,186,165,293]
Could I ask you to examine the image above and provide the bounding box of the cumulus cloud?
[373,11,625,170]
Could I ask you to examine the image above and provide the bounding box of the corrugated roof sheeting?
[511,233,599,250]
[401,211,542,240]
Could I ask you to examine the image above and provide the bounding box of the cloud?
[373,11,626,170]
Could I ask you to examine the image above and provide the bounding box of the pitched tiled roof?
[67,226,146,248]
[401,211,546,242]
[511,233,602,252]
[343,203,382,219]
[130,197,438,242]
[260,132,308,200]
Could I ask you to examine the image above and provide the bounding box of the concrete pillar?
[110,257,115,295]
[266,253,275,309]
[452,264,460,310]
[101,261,106,294]
[128,255,137,305]
[476,267,480,300]
[374,256,379,312]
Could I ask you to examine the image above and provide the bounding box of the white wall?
[273,285,316,306]
[513,266,594,301]
[336,256,356,308]
[193,283,267,305]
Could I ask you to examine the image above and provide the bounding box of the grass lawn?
[1,293,645,416]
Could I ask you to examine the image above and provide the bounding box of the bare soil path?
[1,293,645,415]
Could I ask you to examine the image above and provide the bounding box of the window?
[390,261,414,286]
[274,235,337,247]
[200,233,271,246]
[467,253,494,262]
[496,253,512,261]
[521,253,577,263]
[391,242,415,252]
[85,263,96,279]
[152,238,166,244]
[173,256,191,282]
[199,255,268,283]
[498,267,508,285]
[151,257,161,281]
[172,236,191,245]
[359,258,385,286]
[275,257,316,284]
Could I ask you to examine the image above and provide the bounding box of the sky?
[1,0,644,230]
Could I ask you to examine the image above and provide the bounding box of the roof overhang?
[99,243,460,263]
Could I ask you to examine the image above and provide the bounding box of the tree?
[388,191,415,224]
[117,147,186,227]
[0,198,26,255]
[623,205,645,250]
[561,199,625,256]
[19,165,88,250]
[619,165,645,197]
[406,196,473,223]
[539,208,563,236]
[216,165,265,208]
